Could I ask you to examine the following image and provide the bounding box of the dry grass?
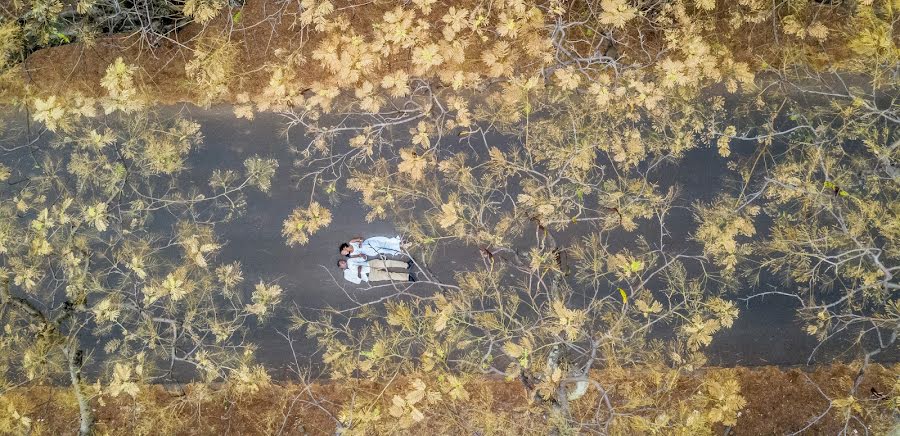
[22,1,286,103]
[20,0,400,104]
[19,0,864,106]
[4,364,896,435]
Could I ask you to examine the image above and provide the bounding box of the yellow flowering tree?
[0,63,281,435]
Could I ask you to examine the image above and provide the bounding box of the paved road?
[1,104,882,373]
[186,106,849,369]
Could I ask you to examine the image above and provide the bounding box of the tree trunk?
[2,280,92,434]
[64,346,93,436]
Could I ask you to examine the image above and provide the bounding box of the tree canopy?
[0,0,898,434]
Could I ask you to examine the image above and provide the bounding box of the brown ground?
[20,0,418,103]
[4,364,897,435]
[21,0,297,103]
[19,0,861,106]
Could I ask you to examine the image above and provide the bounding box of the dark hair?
[339,242,351,253]
[336,259,346,268]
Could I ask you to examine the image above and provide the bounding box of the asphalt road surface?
[2,104,887,375]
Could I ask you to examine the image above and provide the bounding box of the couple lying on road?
[337,236,415,285]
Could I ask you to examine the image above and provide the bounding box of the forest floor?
[18,0,842,105]
[21,0,379,103]
[6,364,897,435]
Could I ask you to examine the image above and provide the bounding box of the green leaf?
[52,30,70,44]
[232,11,243,23]
[629,260,644,272]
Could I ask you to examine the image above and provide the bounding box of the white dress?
[354,236,403,257]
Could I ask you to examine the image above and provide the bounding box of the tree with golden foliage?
[0,59,280,435]
[0,0,898,434]
[272,0,898,433]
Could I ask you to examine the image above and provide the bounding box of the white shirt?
[343,262,370,284]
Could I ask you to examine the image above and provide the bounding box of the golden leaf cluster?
[282,202,333,246]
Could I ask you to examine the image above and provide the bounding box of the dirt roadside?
[4,364,897,435]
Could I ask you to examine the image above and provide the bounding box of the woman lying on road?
[339,236,406,260]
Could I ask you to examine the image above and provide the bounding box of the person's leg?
[365,236,402,255]
[368,269,410,282]
[387,271,410,281]
[384,237,402,252]
[368,269,390,282]
[369,259,412,283]
[368,259,388,269]
[380,259,409,269]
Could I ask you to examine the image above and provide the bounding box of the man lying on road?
[337,258,415,285]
